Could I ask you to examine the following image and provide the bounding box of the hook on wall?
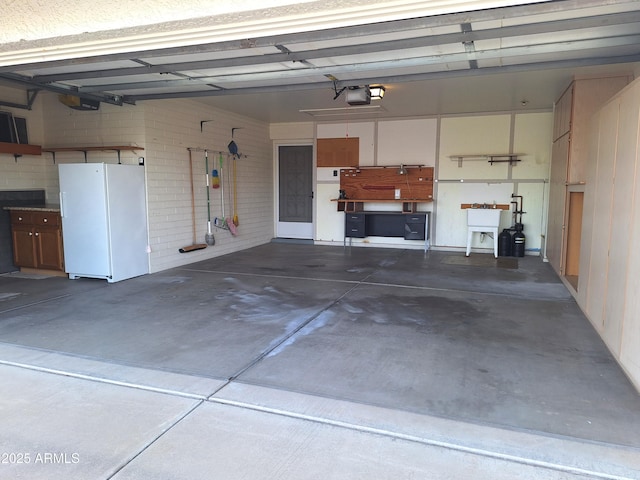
[200,120,214,132]
[229,128,243,157]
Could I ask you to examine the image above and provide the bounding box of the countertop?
[3,204,61,213]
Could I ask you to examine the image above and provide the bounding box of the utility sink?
[467,208,501,227]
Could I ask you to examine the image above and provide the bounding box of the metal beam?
[0,89,39,110]
[124,52,640,103]
[26,9,640,83]
[1,0,635,73]
[76,33,640,94]
[0,72,130,106]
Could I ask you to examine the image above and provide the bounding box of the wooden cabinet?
[561,77,630,184]
[547,75,630,280]
[10,210,64,272]
[317,138,359,167]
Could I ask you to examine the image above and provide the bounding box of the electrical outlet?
[333,170,338,176]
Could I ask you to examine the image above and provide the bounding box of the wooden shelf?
[0,141,42,160]
[460,203,510,210]
[43,145,144,163]
[43,145,144,153]
[332,198,433,203]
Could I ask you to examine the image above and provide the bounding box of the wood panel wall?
[340,166,434,200]
[580,78,640,391]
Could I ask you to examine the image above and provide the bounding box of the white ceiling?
[1,0,640,123]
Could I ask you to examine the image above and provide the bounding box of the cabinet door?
[36,227,64,271]
[11,226,37,268]
[553,85,573,142]
[569,77,630,183]
[546,135,570,274]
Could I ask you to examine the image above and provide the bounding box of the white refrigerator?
[58,163,149,283]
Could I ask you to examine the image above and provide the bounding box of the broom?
[179,149,209,253]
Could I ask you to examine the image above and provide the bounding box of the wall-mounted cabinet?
[317,138,359,167]
[559,77,630,184]
[547,75,630,281]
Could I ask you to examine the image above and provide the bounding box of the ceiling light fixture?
[370,85,385,99]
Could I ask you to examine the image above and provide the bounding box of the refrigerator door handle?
[59,191,65,218]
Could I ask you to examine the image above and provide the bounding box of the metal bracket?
[488,154,521,165]
[0,89,40,110]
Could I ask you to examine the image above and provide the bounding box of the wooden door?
[11,226,36,268]
[36,227,64,271]
[546,134,569,274]
[565,191,584,280]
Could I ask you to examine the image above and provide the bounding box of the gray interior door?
[277,145,313,238]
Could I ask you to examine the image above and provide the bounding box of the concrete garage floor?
[1,243,639,479]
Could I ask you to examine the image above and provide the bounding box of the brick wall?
[0,86,54,201]
[141,99,273,272]
[1,92,275,274]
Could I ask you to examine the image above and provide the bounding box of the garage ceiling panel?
[0,0,638,120]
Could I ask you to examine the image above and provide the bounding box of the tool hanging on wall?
[204,150,216,245]
[211,166,220,189]
[227,127,242,228]
[228,127,242,159]
[214,153,227,231]
[179,149,209,252]
[213,153,237,235]
[226,154,237,235]
[232,154,239,227]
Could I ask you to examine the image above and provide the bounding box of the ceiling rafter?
[0,0,621,72]
[1,0,639,119]
[123,52,640,103]
[74,33,640,95]
[25,9,640,85]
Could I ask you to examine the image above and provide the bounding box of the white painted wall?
[377,118,437,166]
[315,122,375,244]
[270,123,314,141]
[436,113,551,253]
[272,112,552,253]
